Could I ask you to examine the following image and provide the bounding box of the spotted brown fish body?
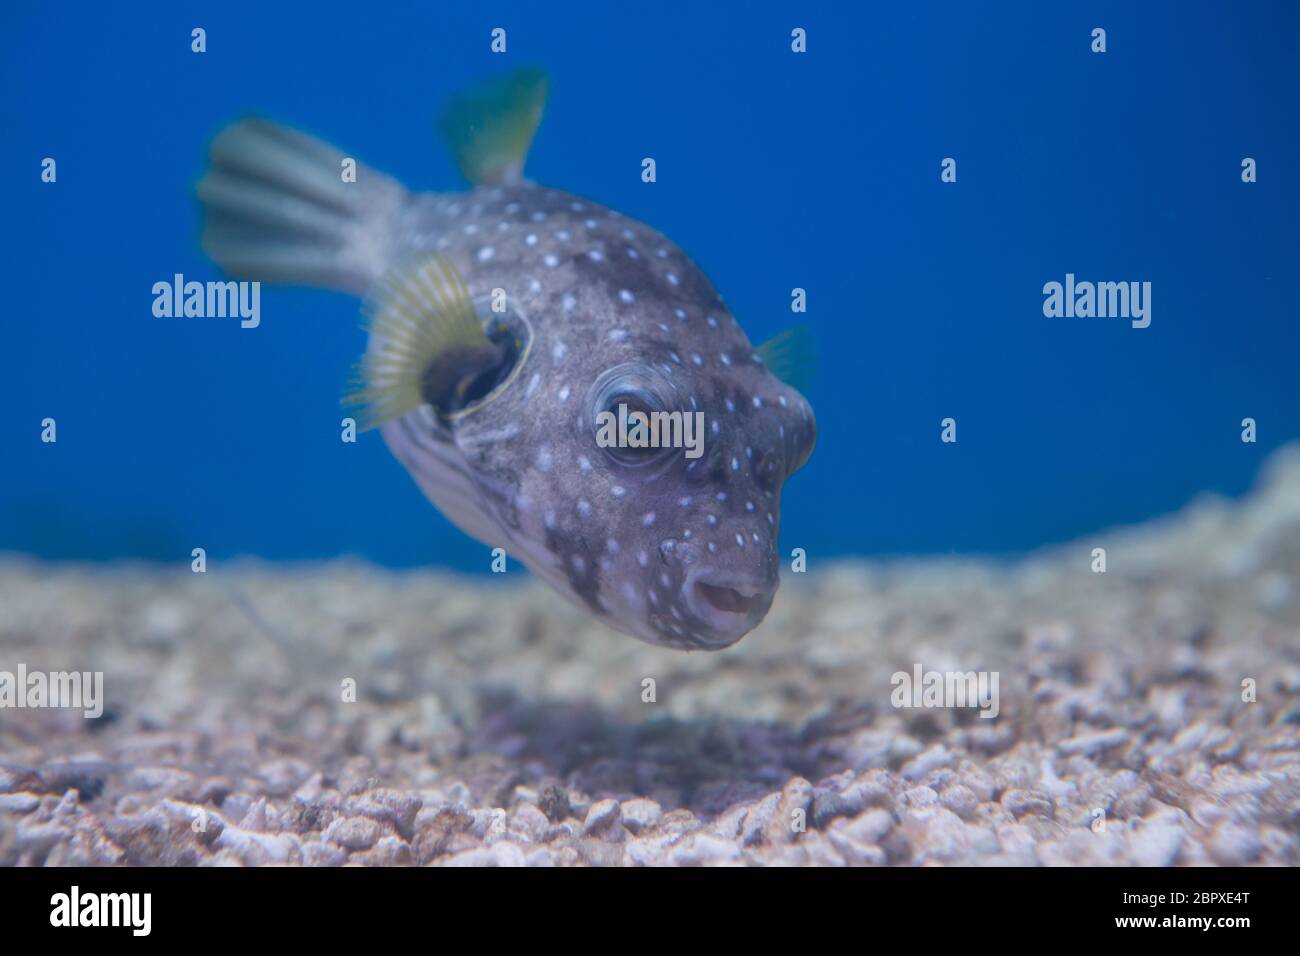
[198,73,815,649]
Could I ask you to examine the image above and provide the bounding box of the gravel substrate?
[2,450,1299,866]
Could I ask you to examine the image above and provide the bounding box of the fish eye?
[602,390,669,464]
[587,364,682,468]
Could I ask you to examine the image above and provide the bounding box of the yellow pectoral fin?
[344,253,488,430]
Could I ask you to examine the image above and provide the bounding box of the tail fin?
[197,118,408,295]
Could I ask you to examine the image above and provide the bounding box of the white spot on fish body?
[642,512,656,527]
[618,289,635,304]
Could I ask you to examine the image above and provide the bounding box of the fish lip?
[680,566,776,646]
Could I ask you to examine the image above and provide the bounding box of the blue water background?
[2,1,1298,569]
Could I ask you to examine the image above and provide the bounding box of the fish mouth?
[682,569,775,646]
[693,580,767,615]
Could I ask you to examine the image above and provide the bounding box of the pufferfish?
[197,70,816,650]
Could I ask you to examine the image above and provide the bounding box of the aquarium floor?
[3,452,1299,866]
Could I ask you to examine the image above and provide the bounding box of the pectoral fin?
[754,325,816,395]
[345,253,492,429]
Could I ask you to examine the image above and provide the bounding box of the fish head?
[575,348,816,650]
[448,238,815,651]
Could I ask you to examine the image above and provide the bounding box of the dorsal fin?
[344,253,491,429]
[754,325,816,395]
[439,69,549,186]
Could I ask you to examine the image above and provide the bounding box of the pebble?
[323,816,382,851]
[1058,728,1128,756]
[582,799,622,836]
[217,825,299,864]
[1001,788,1054,819]
[620,798,663,834]
[1130,823,1184,866]
[0,793,40,814]
[672,833,741,865]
